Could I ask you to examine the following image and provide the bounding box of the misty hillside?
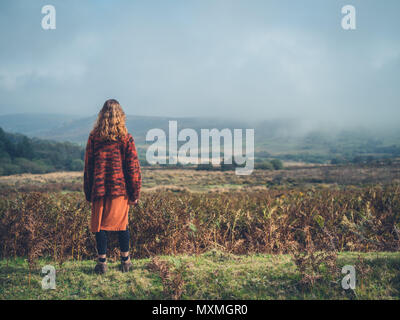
[0,113,368,144]
[0,113,399,165]
[0,113,278,144]
[0,114,81,137]
[0,114,237,144]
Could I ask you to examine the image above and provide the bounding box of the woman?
[84,99,141,274]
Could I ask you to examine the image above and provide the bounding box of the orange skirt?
[90,196,130,232]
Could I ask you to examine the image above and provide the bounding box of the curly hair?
[92,99,128,141]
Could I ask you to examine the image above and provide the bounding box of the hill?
[1,113,400,165]
[0,113,81,137]
[0,127,84,176]
[0,114,253,144]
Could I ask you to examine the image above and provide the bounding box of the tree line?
[0,127,84,176]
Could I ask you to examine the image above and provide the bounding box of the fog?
[0,0,399,133]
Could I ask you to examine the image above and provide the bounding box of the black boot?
[120,256,132,273]
[94,258,107,274]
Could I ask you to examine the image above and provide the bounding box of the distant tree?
[366,155,375,163]
[255,161,274,170]
[330,157,346,165]
[69,159,84,171]
[220,158,235,171]
[15,136,35,159]
[0,127,15,156]
[196,162,214,171]
[270,159,283,170]
[352,156,364,164]
[2,163,21,175]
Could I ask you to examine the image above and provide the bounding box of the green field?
[1,251,399,300]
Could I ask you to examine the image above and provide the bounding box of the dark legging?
[95,229,130,255]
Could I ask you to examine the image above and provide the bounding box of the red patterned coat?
[84,132,141,202]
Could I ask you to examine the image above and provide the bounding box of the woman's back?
[84,100,141,203]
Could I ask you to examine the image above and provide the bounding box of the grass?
[1,251,399,300]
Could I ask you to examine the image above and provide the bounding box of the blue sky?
[0,0,399,129]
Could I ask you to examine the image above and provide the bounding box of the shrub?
[69,159,84,171]
[0,185,399,261]
[255,161,274,170]
[1,163,21,175]
[270,159,283,170]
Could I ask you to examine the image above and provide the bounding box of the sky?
[0,0,399,129]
